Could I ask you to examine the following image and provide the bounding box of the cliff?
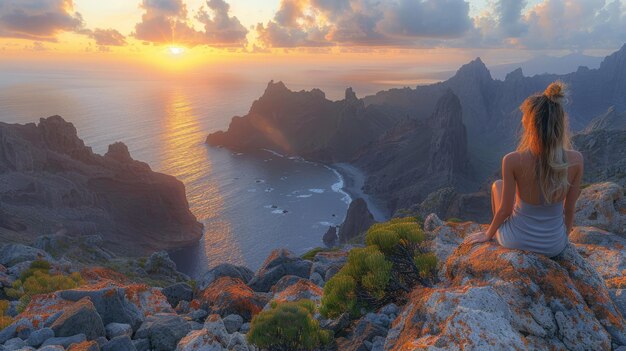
[206,82,401,163]
[0,116,203,255]
[355,90,474,212]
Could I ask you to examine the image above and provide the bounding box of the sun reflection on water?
[158,88,245,270]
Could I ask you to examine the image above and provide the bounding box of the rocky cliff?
[206,82,401,163]
[0,116,203,255]
[355,90,474,212]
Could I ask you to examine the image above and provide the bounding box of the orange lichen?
[80,267,128,284]
[67,340,99,351]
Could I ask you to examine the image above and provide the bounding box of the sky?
[0,0,625,74]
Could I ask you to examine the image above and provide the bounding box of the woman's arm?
[485,153,517,239]
[564,151,584,234]
[467,153,517,244]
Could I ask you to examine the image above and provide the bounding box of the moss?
[248,300,332,351]
[446,217,463,223]
[301,247,325,261]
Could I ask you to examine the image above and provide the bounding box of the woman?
[466,81,584,257]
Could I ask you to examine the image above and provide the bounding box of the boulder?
[338,198,376,243]
[162,283,193,308]
[270,279,323,306]
[135,313,191,351]
[248,249,312,292]
[336,316,388,351]
[38,346,66,351]
[50,297,105,340]
[102,335,137,351]
[202,314,231,345]
[175,329,224,351]
[132,338,150,351]
[41,334,87,348]
[145,251,188,280]
[575,182,626,234]
[67,341,100,351]
[4,337,25,350]
[104,323,133,339]
[57,283,173,330]
[26,327,54,347]
[0,244,51,267]
[569,226,626,286]
[323,226,338,247]
[385,241,626,350]
[310,250,347,282]
[222,314,243,334]
[198,263,254,290]
[194,277,268,322]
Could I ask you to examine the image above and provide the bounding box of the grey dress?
[496,184,568,257]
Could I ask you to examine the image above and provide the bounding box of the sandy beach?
[330,162,390,222]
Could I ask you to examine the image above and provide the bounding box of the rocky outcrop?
[198,263,254,291]
[355,91,474,212]
[193,277,269,321]
[247,249,312,292]
[50,297,105,340]
[573,111,626,187]
[387,229,626,350]
[207,82,401,163]
[0,116,203,255]
[338,198,376,243]
[322,226,338,247]
[575,182,626,234]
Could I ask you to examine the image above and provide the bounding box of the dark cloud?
[0,0,83,41]
[256,0,473,48]
[495,0,528,37]
[89,28,126,46]
[379,0,472,38]
[133,0,247,47]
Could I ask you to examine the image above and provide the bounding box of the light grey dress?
[496,185,568,257]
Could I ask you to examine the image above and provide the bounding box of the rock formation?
[337,198,376,243]
[355,91,474,212]
[0,116,203,255]
[207,82,401,163]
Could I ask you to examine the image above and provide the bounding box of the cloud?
[195,0,248,45]
[0,0,83,41]
[133,0,247,47]
[379,0,472,39]
[471,0,626,50]
[255,0,474,48]
[88,28,126,46]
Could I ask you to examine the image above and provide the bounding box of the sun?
[168,46,185,56]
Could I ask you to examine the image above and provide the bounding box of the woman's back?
[512,150,583,206]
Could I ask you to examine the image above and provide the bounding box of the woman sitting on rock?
[466,81,584,257]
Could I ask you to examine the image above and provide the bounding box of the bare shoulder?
[502,151,521,169]
[566,149,584,166]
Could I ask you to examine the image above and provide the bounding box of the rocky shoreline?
[330,163,389,222]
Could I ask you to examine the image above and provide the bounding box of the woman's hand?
[465,231,491,244]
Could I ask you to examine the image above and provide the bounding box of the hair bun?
[544,81,565,102]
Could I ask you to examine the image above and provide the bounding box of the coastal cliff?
[0,116,203,255]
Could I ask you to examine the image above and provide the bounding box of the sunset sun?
[168,46,185,56]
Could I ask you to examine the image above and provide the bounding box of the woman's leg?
[491,179,503,218]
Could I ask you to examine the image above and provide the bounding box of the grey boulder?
[50,297,105,340]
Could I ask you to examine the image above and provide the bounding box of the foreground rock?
[247,249,312,292]
[193,277,269,321]
[386,241,626,350]
[575,182,626,234]
[0,116,203,255]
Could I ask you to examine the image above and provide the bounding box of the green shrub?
[5,266,83,313]
[19,259,52,282]
[248,300,332,351]
[301,247,325,261]
[321,217,436,319]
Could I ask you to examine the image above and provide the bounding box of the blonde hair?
[517,81,572,204]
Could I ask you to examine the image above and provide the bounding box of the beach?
[331,162,390,222]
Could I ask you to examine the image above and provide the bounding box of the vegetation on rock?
[4,260,83,312]
[0,300,13,329]
[320,217,436,318]
[247,299,332,351]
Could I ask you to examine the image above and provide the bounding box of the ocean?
[0,68,386,276]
